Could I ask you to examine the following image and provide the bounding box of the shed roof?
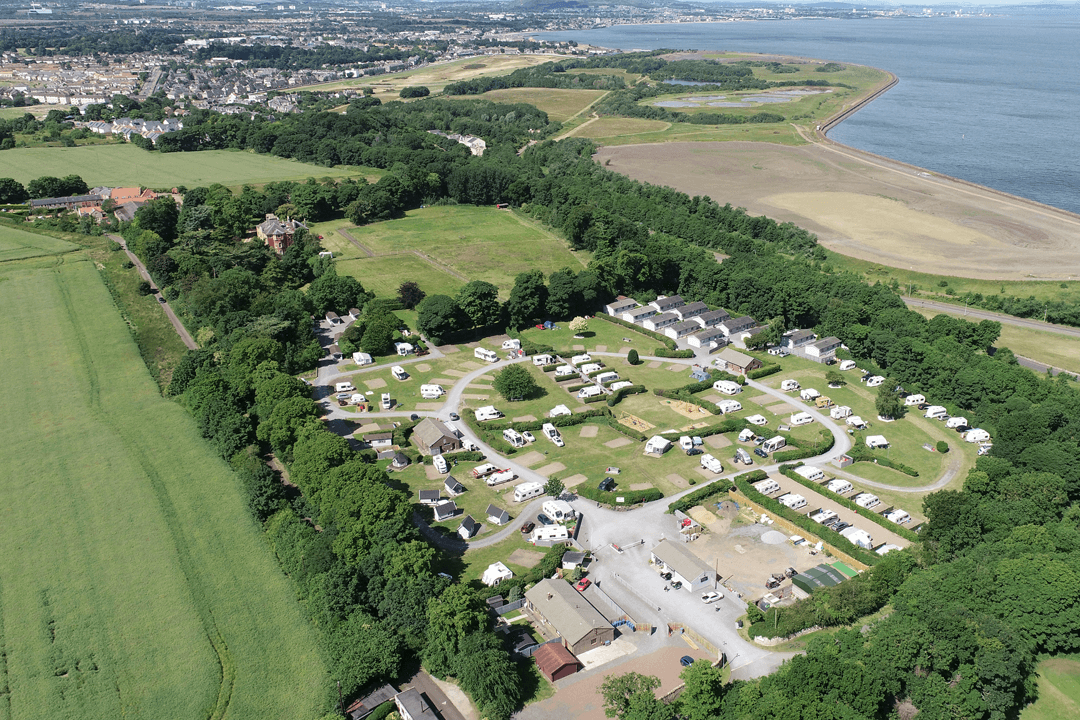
[525,578,610,646]
[716,347,754,367]
[651,539,713,585]
[533,642,579,679]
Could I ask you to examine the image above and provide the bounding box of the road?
[901,296,1080,339]
[107,233,198,350]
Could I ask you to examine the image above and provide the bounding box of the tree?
[544,476,564,498]
[416,294,465,345]
[361,318,396,356]
[600,672,663,720]
[745,331,771,350]
[456,280,501,329]
[936,440,949,453]
[135,196,179,242]
[627,349,640,365]
[0,177,28,204]
[547,268,580,319]
[397,280,425,310]
[399,86,430,98]
[506,269,546,329]
[825,369,845,386]
[875,378,906,420]
[493,364,538,401]
[676,661,726,720]
[568,316,589,334]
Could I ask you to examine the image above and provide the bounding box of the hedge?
[577,483,664,506]
[604,416,648,442]
[421,450,486,465]
[607,384,646,407]
[653,348,696,359]
[566,383,591,393]
[847,444,919,477]
[747,364,782,380]
[585,367,608,378]
[772,430,835,462]
[655,368,736,397]
[481,408,611,434]
[669,470,767,514]
[778,464,920,543]
[479,545,568,600]
[542,363,560,372]
[594,313,678,350]
[733,478,880,566]
[555,373,578,382]
[583,394,607,404]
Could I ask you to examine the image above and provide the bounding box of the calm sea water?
[537,13,1080,214]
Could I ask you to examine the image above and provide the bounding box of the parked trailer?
[762,436,786,453]
[514,482,545,503]
[486,469,518,486]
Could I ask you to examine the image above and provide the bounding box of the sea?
[536,11,1080,215]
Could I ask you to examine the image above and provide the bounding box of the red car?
[575,578,591,592]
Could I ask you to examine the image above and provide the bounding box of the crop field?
[1021,656,1080,720]
[334,206,587,298]
[0,144,378,189]
[0,221,79,261]
[454,88,606,122]
[0,259,329,720]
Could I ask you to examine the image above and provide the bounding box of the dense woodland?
[192,43,433,70]
[11,87,1078,718]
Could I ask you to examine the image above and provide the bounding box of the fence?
[493,598,525,616]
[518,637,563,658]
[667,622,721,659]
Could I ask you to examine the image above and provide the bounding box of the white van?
[530,524,569,544]
[502,429,526,448]
[433,454,449,474]
[391,365,408,381]
[762,436,786,453]
[533,354,555,366]
[701,454,723,474]
[570,354,592,366]
[595,371,620,384]
[381,392,392,410]
[420,384,444,399]
[799,388,821,402]
[514,482,545,503]
[790,412,815,426]
[716,399,742,414]
[541,422,564,447]
[474,347,498,363]
[335,381,356,393]
[781,379,800,392]
[475,406,503,421]
[713,380,741,396]
[577,386,602,400]
[580,362,602,375]
[839,360,857,371]
[487,469,518,486]
[542,499,575,522]
[555,365,577,377]
[924,406,948,420]
[502,339,521,350]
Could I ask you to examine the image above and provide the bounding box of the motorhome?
[865,375,885,388]
[777,493,807,510]
[713,380,742,396]
[577,385,603,400]
[433,454,449,475]
[474,347,498,364]
[391,365,408,380]
[381,393,392,410]
[595,371,620,385]
[781,379,800,392]
[701,454,724,474]
[555,365,577,377]
[854,493,880,509]
[904,393,925,407]
[830,405,852,419]
[502,339,521,350]
[471,464,499,478]
[570,354,592,366]
[794,465,825,482]
[487,469,518,486]
[754,478,781,495]
[762,436,787,453]
[789,412,815,426]
[542,500,575,522]
[335,381,356,393]
[839,360,857,371]
[716,399,743,414]
[420,384,444,399]
[580,363,602,375]
[885,509,911,524]
[799,388,821,402]
[541,422,564,447]
[734,448,753,465]
[475,406,503,421]
[514,482,545,503]
[502,429,526,448]
[533,354,555,366]
[746,414,768,426]
[946,416,968,429]
[826,478,853,495]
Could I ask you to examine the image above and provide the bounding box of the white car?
[522,431,536,443]
[701,591,724,603]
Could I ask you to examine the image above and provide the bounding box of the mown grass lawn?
[1021,656,1080,720]
[0,259,330,720]
[336,354,480,414]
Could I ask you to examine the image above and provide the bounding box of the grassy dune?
[0,259,330,720]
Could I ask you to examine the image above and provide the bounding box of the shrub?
[936,440,949,453]
[627,349,640,365]
[607,384,646,407]
[576,484,663,506]
[747,364,782,380]
[669,470,766,514]
[654,348,695,359]
[137,280,154,295]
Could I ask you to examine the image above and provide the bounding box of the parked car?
[701,591,723,603]
[520,521,535,534]
[753,447,768,458]
[670,580,682,590]
[448,412,460,421]
[824,517,842,529]
[599,477,616,492]
[522,431,536,443]
[765,578,782,589]
[537,513,554,526]
[680,655,695,667]
[686,447,703,456]
[660,571,672,581]
[785,567,798,578]
[410,413,419,421]
[833,521,851,532]
[575,578,591,592]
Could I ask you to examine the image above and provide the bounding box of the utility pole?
[337,680,344,717]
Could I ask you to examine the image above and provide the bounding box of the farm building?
[482,561,513,586]
[525,578,614,655]
[713,348,763,375]
[650,295,686,313]
[413,418,461,455]
[533,642,581,682]
[650,539,715,593]
[673,301,708,320]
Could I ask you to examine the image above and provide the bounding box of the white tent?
[481,562,514,587]
[645,436,672,455]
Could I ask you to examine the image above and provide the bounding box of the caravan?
[839,360,857,371]
[514,482,545,503]
[700,454,723,474]
[530,524,569,544]
[570,354,592,366]
[577,385,603,400]
[789,412,815,427]
[799,388,821,402]
[474,347,498,364]
[754,478,781,495]
[502,429,526,448]
[794,465,825,483]
[716,399,743,414]
[713,380,742,396]
[924,405,948,420]
[826,478,853,495]
[541,422,564,447]
[335,381,356,393]
[964,428,991,443]
[762,436,787,454]
[865,435,889,449]
[781,379,800,392]
[475,406,503,421]
[595,371,620,385]
[777,493,807,510]
[420,384,444,399]
[885,509,911,524]
[555,365,577,377]
[391,365,409,381]
[381,392,392,410]
[542,500,575,522]
[946,416,968,429]
[502,339,521,350]
[865,375,885,388]
[830,405,852,420]
[580,363,602,375]
[533,353,555,366]
[433,454,449,475]
[854,493,880,509]
[904,393,925,407]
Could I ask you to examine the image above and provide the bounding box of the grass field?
[0,221,79,261]
[452,88,606,122]
[0,105,51,119]
[0,144,380,189]
[572,116,805,146]
[0,259,330,719]
[1021,656,1080,720]
[333,206,587,298]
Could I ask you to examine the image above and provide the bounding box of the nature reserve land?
[0,258,329,719]
[595,141,1080,281]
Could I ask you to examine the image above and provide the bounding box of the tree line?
[192,43,432,70]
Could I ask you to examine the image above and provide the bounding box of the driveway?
[107,233,198,350]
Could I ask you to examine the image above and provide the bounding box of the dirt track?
[594,140,1080,281]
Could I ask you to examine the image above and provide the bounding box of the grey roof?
[652,295,685,311]
[646,311,678,326]
[418,489,440,501]
[347,684,398,720]
[444,475,465,493]
[433,500,457,520]
[258,214,304,236]
[651,539,713,584]
[670,320,701,334]
[395,688,434,719]
[676,301,708,316]
[413,418,456,450]
[716,347,755,367]
[788,329,816,344]
[721,315,756,331]
[392,452,410,466]
[29,194,102,208]
[525,578,611,646]
[811,336,842,351]
[696,309,731,326]
[562,551,586,566]
[365,432,393,441]
[459,515,478,536]
[486,504,510,522]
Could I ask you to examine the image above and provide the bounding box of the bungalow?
[783,329,817,350]
[649,295,685,314]
[533,642,580,682]
[364,432,393,450]
[806,336,843,361]
[482,561,513,586]
[256,213,306,255]
[642,312,679,332]
[621,306,656,324]
[665,320,702,340]
[694,309,730,328]
[412,418,461,456]
[391,452,411,470]
[673,301,708,320]
[327,344,342,360]
[444,476,465,496]
[486,504,511,526]
[687,327,727,349]
[651,539,715,593]
[525,578,614,655]
[718,315,756,337]
[433,500,458,522]
[458,515,479,539]
[418,489,441,506]
[604,296,640,317]
[713,347,763,375]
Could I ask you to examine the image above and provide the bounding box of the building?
[28,194,103,212]
[486,504,511,526]
[533,642,580,682]
[433,500,457,522]
[605,296,639,316]
[672,301,708,320]
[687,327,727,349]
[412,418,461,456]
[783,330,817,350]
[482,561,514,586]
[642,312,679,332]
[256,213,306,255]
[694,309,730,328]
[806,336,843,361]
[458,515,478,539]
[665,320,702,340]
[363,432,393,450]
[394,688,436,720]
[345,684,398,720]
[109,186,158,204]
[791,563,853,594]
[418,489,441,506]
[525,578,614,655]
[650,539,715,593]
[444,476,465,496]
[713,347,763,375]
[649,295,685,314]
[622,306,656,324]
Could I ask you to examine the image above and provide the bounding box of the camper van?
[794,465,825,482]
[754,478,781,495]
[854,493,880,509]
[826,478,853,495]
[781,379,800,392]
[391,366,408,381]
[733,448,753,465]
[502,429,526,448]
[475,406,503,422]
[799,388,821,402]
[474,347,498,364]
[790,412,815,427]
[713,380,742,396]
[335,381,356,393]
[570,354,592,366]
[577,386,603,400]
[433,455,449,475]
[580,363,602,375]
[716,399,743,414]
[420,384,444,399]
[541,423,564,447]
[533,354,555,366]
[542,500,575,522]
[595,371,620,385]
[830,405,852,420]
[555,365,577,377]
[381,393,392,410]
[839,360,857,371]
[946,416,968,429]
[777,493,807,510]
[487,469,518,486]
[762,436,787,454]
[502,339,521,350]
[904,393,925,407]
[865,375,885,388]
[701,454,724,474]
[471,463,499,478]
[514,482,545,503]
[529,524,569,544]
[924,406,947,420]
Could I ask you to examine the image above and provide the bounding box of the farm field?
[0,259,330,720]
[0,144,379,189]
[1021,656,1080,720]
[453,88,606,122]
[334,206,587,298]
[0,220,80,261]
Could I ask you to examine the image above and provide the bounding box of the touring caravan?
[794,465,825,482]
[946,416,968,429]
[865,435,889,449]
[514,482,545,503]
[352,352,374,366]
[865,375,885,388]
[549,404,572,417]
[830,405,852,420]
[474,347,498,363]
[570,354,592,366]
[904,393,925,406]
[533,354,555,366]
[577,385,603,400]
[754,478,781,495]
[487,469,518,486]
[381,393,392,410]
[502,339,521,350]
[762,436,787,454]
[790,412,815,426]
[595,371,620,385]
[799,388,821,402]
[885,509,911,524]
[335,381,356,393]
[502,429,526,448]
[924,405,948,420]
[840,527,873,549]
[839,360,857,371]
[826,478,853,495]
[645,436,672,455]
[713,380,742,396]
[746,414,768,426]
[679,436,694,452]
[781,379,800,392]
[555,365,577,377]
[716,399,743,414]
[541,422,564,447]
[810,509,837,524]
[610,381,633,391]
[391,365,408,380]
[580,363,602,375]
[846,415,867,430]
[542,500,575,522]
[530,524,569,544]
[738,428,756,443]
[777,493,807,510]
[701,454,723,474]
[964,428,991,443]
[420,384,444,399]
[475,406,503,421]
[854,493,880,509]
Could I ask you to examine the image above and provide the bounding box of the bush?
[747,364,782,380]
[669,470,766,514]
[137,280,154,295]
[576,483,663,506]
[627,349,640,365]
[555,373,577,383]
[846,444,919,476]
[565,383,590,393]
[654,348,696,359]
[772,431,835,462]
[421,450,486,465]
[541,363,560,372]
[936,440,949,453]
[607,384,646,407]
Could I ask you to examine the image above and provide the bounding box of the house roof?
[722,315,755,330]
[677,301,708,315]
[258,214,305,237]
[392,452,410,466]
[788,329,816,343]
[652,295,684,309]
[651,539,713,585]
[345,684,398,720]
[670,320,701,333]
[696,309,730,325]
[444,476,465,493]
[810,336,842,351]
[562,551,586,566]
[533,642,579,678]
[395,688,435,719]
[716,347,755,367]
[525,578,611,646]
[433,500,457,518]
[365,432,393,441]
[413,418,456,449]
[418,490,440,501]
[647,311,678,325]
[459,515,478,535]
[328,344,341,355]
[486,504,509,521]
[29,194,102,207]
